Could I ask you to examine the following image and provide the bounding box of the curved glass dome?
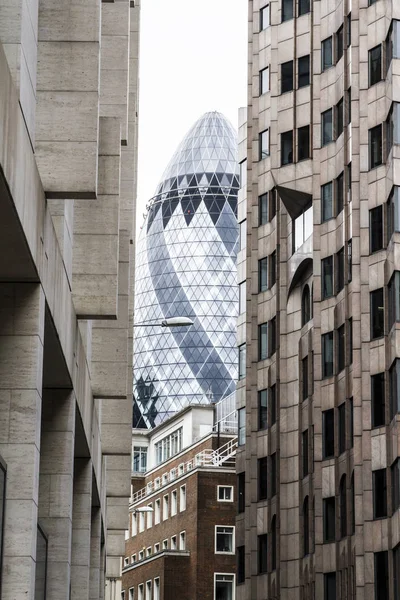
[133,112,239,428]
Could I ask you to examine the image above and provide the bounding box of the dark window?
[338,402,346,454]
[298,0,310,16]
[336,172,344,214]
[336,97,344,137]
[281,61,294,93]
[386,20,400,70]
[258,457,268,500]
[238,472,245,513]
[347,162,352,202]
[373,469,387,518]
[322,256,334,298]
[259,129,269,160]
[394,544,400,600]
[271,516,277,570]
[322,37,333,71]
[347,239,352,282]
[371,372,385,428]
[390,359,400,419]
[298,125,310,161]
[388,272,400,330]
[322,109,333,145]
[269,251,276,288]
[269,317,276,356]
[237,546,245,584]
[323,408,335,458]
[270,453,277,498]
[303,496,309,555]
[336,247,345,294]
[260,67,270,95]
[349,397,354,447]
[369,124,383,169]
[238,407,245,446]
[258,535,268,574]
[260,4,270,30]
[282,0,293,22]
[302,285,311,326]
[347,13,351,47]
[323,497,336,542]
[350,472,355,534]
[324,572,336,600]
[322,332,334,378]
[258,323,268,361]
[238,344,246,380]
[258,389,268,430]
[270,385,277,425]
[347,87,352,124]
[321,182,333,222]
[336,25,344,61]
[302,429,309,477]
[369,44,382,86]
[298,55,310,88]
[339,475,347,538]
[259,258,268,292]
[259,193,268,225]
[374,552,389,600]
[302,356,309,400]
[370,288,384,339]
[239,220,246,250]
[281,130,293,165]
[392,459,400,513]
[370,205,384,253]
[388,186,400,240]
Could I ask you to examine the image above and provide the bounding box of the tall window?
[259,129,270,160]
[260,67,270,95]
[298,125,310,161]
[336,97,344,137]
[322,256,334,299]
[239,281,246,313]
[281,130,293,165]
[350,472,355,534]
[259,258,268,292]
[373,468,387,518]
[322,332,334,378]
[259,323,268,361]
[281,61,294,93]
[394,544,400,600]
[258,534,268,573]
[370,288,384,339]
[322,37,333,71]
[259,190,276,225]
[237,546,245,584]
[323,497,336,542]
[293,204,313,251]
[215,526,234,554]
[336,25,344,61]
[374,552,389,600]
[180,485,186,511]
[369,44,382,86]
[260,4,270,30]
[371,372,385,428]
[215,575,235,600]
[302,356,309,400]
[298,55,310,88]
[302,429,309,476]
[302,285,311,326]
[339,474,347,538]
[386,19,400,68]
[321,181,333,221]
[369,124,383,169]
[282,0,293,22]
[133,446,148,473]
[238,472,245,513]
[336,172,344,215]
[388,186,400,240]
[390,359,400,418]
[258,389,268,430]
[336,248,345,294]
[324,573,336,600]
[337,324,345,372]
[271,516,277,570]
[323,408,335,458]
[322,108,333,145]
[258,456,268,500]
[348,239,352,282]
[270,453,277,498]
[388,272,400,329]
[303,496,309,555]
[370,205,384,253]
[238,344,246,380]
[270,251,276,288]
[270,385,277,425]
[238,407,246,446]
[338,402,346,454]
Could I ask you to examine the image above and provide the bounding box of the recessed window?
[322,332,334,378]
[392,459,400,513]
[347,13,352,47]
[239,281,246,314]
[302,429,309,476]
[282,0,293,22]
[259,129,270,160]
[322,108,333,145]
[133,446,148,473]
[347,87,352,124]
[336,172,344,215]
[146,546,152,557]
[388,186,400,240]
[323,408,335,458]
[323,496,336,542]
[238,344,246,380]
[132,512,137,536]
[258,190,276,225]
[258,319,276,360]
[374,552,389,600]
[154,543,160,554]
[336,97,344,137]
[259,258,268,292]
[218,486,233,502]
[373,468,387,519]
[371,372,385,428]
[270,453,277,498]
[386,102,400,157]
[336,248,345,294]
[322,37,333,71]
[215,575,235,599]
[163,495,169,520]
[260,4,270,31]
[339,475,347,538]
[390,359,400,419]
[145,581,152,600]
[386,19,400,69]
[147,503,153,528]
[260,67,270,95]
[370,205,384,253]
[237,546,245,584]
[258,456,268,500]
[369,124,383,169]
[271,515,277,570]
[369,45,382,86]
[370,288,384,339]
[281,61,294,93]
[129,587,134,600]
[324,572,336,600]
[349,397,354,447]
[162,539,168,550]
[338,402,346,454]
[238,472,245,513]
[322,255,334,299]
[154,499,160,524]
[123,557,129,567]
[171,535,177,550]
[298,0,310,17]
[321,181,333,222]
[180,485,186,511]
[302,285,311,326]
[154,579,160,600]
[302,355,309,401]
[258,534,268,573]
[258,389,268,430]
[298,55,310,88]
[139,512,145,532]
[303,496,309,555]
[179,531,186,550]
[336,25,344,61]
[215,526,234,554]
[337,324,345,372]
[269,251,276,288]
[394,545,400,600]
[348,318,353,365]
[281,130,293,165]
[347,239,352,282]
[238,407,245,446]
[171,490,177,516]
[138,584,144,600]
[298,125,310,161]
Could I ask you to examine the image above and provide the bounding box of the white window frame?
[171,489,177,516]
[154,578,160,600]
[162,539,168,550]
[125,528,129,541]
[155,498,161,524]
[138,585,144,600]
[147,503,153,529]
[121,592,125,600]
[215,525,235,554]
[146,546,152,557]
[178,463,184,475]
[214,573,236,600]
[179,530,186,550]
[138,550,144,561]
[131,554,136,563]
[217,485,234,502]
[154,542,160,553]
[131,513,137,537]
[171,535,177,550]
[163,494,169,520]
[180,485,186,512]
[129,588,134,600]
[145,581,152,600]
[123,557,129,567]
[139,512,145,533]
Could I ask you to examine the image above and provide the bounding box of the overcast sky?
[136,0,248,231]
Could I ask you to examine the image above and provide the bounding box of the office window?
[238,407,246,446]
[258,456,268,500]
[259,129,269,160]
[388,272,400,330]
[281,61,294,93]
[171,490,177,516]
[145,581,151,600]
[302,429,309,477]
[303,496,309,555]
[322,256,334,299]
[270,453,277,498]
[155,428,182,465]
[392,459,400,513]
[259,258,268,292]
[180,485,186,511]
[373,469,387,519]
[163,495,169,520]
[322,37,333,71]
[370,288,384,339]
[387,20,400,69]
[270,385,277,425]
[269,251,276,288]
[259,322,268,360]
[237,546,245,584]
[347,13,352,47]
[336,25,344,61]
[239,220,246,250]
[394,545,400,600]
[138,585,144,600]
[387,103,400,156]
[271,516,277,570]
[298,0,310,17]
[323,408,335,458]
[239,160,247,189]
[339,475,347,538]
[129,588,134,600]
[390,359,400,418]
[302,356,309,400]
[171,535,177,550]
[371,372,385,427]
[282,0,293,22]
[215,575,235,599]
[269,317,276,356]
[322,108,333,145]
[260,4,270,30]
[298,55,310,88]
[374,552,389,600]
[347,87,352,124]
[323,497,336,542]
[218,486,233,502]
[238,472,245,513]
[302,285,311,326]
[281,130,293,165]
[154,579,160,600]
[388,187,400,240]
[238,344,246,380]
[324,573,336,600]
[369,125,383,169]
[336,97,344,137]
[349,397,354,447]
[298,125,310,161]
[239,281,246,314]
[336,172,344,215]
[162,539,168,550]
[260,67,270,95]
[370,205,384,253]
[338,402,346,454]
[337,324,345,373]
[259,193,268,225]
[133,446,147,473]
[179,531,186,550]
[336,248,345,294]
[369,45,382,86]
[215,526,234,554]
[258,534,268,573]
[322,332,334,378]
[258,389,268,430]
[321,181,333,221]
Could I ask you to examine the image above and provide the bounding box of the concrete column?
[38,388,76,599]
[0,283,45,599]
[71,458,93,600]
[90,506,102,599]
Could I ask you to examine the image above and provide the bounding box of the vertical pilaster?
[71,458,93,600]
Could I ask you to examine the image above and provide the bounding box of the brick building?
[122,404,237,600]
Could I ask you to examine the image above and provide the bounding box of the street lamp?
[133,317,194,328]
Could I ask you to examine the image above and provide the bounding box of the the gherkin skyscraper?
[133,112,239,428]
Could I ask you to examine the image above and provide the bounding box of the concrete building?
[236,1,400,599]
[122,402,237,600]
[0,0,140,598]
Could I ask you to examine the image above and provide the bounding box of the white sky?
[136,0,248,231]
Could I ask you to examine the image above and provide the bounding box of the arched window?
[302,284,311,326]
[340,474,347,538]
[271,515,277,571]
[303,496,309,556]
[350,471,355,535]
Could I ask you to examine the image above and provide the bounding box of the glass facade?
[134,112,239,428]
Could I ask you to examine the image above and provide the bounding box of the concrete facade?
[0,0,140,598]
[237,1,400,599]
